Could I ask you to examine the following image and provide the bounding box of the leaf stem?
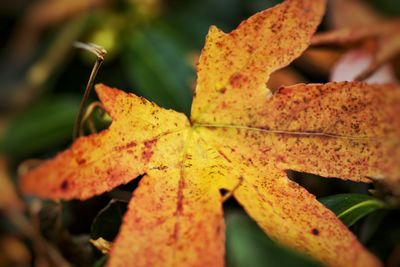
[73,42,107,140]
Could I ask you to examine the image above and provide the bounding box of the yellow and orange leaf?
[21,0,400,267]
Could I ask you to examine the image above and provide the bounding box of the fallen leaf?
[312,18,400,80]
[21,0,400,267]
[316,0,398,83]
[330,46,397,83]
[295,0,383,79]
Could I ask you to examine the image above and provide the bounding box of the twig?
[80,101,105,135]
[73,42,107,140]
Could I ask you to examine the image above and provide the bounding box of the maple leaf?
[20,0,400,266]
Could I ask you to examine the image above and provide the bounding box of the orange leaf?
[21,87,189,200]
[21,0,400,266]
[191,0,325,125]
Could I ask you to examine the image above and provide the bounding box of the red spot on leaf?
[275,155,287,163]
[144,139,157,148]
[142,139,158,161]
[229,73,248,88]
[311,228,320,236]
[60,180,69,191]
[76,158,86,165]
[126,141,137,148]
[116,140,137,152]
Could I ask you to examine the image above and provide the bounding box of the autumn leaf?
[316,0,397,84]
[299,0,391,81]
[312,17,400,81]
[21,0,400,267]
[330,46,397,84]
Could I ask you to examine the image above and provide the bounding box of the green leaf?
[319,193,388,227]
[94,255,108,267]
[368,0,400,16]
[91,200,127,241]
[226,211,322,267]
[123,27,194,114]
[0,97,79,158]
[359,209,388,243]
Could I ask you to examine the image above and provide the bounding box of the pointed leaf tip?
[94,84,124,119]
[191,0,327,124]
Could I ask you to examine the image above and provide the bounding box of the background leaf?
[123,26,194,114]
[91,200,127,242]
[319,193,388,227]
[0,97,79,158]
[225,211,322,267]
[94,255,108,267]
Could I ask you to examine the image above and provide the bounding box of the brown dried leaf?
[312,19,400,81]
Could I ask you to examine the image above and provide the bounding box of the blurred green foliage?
[0,97,79,158]
[123,26,194,113]
[225,211,322,267]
